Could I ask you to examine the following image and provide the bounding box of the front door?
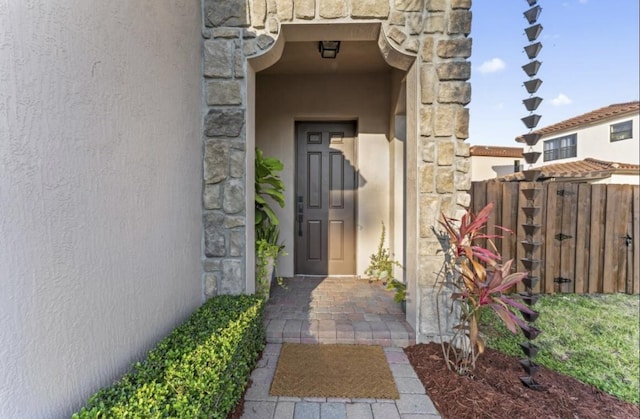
[295,122,357,275]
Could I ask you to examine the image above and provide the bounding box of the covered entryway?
[251,23,413,288]
[295,121,357,276]
[202,0,474,343]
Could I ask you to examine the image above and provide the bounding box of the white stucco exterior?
[255,72,400,277]
[528,113,640,166]
[471,155,524,181]
[592,173,640,185]
[0,1,203,417]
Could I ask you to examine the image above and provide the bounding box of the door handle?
[297,196,303,236]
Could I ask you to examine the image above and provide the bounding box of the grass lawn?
[480,293,639,405]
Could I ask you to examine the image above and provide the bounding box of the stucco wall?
[255,72,391,277]
[530,114,640,166]
[471,155,523,180]
[593,174,640,185]
[0,1,203,417]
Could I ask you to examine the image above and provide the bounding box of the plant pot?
[256,256,275,300]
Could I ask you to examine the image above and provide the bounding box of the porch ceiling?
[259,41,391,75]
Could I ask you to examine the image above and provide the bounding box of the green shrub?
[73,295,265,418]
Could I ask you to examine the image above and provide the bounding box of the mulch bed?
[229,342,638,419]
[404,343,639,419]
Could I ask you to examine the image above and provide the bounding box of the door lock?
[297,196,304,236]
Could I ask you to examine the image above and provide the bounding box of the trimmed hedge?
[73,295,265,418]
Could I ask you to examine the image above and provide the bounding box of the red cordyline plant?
[436,203,535,375]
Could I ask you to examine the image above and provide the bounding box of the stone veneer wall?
[200,0,472,342]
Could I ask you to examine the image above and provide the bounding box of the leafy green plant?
[436,203,532,375]
[73,295,265,418]
[386,279,407,303]
[254,148,286,299]
[365,222,403,283]
[255,148,285,231]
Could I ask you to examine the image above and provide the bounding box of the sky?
[468,0,640,147]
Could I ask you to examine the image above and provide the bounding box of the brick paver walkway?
[242,276,441,418]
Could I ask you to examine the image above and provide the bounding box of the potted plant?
[365,222,403,284]
[255,148,286,299]
[255,225,285,299]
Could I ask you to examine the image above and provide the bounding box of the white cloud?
[478,58,506,74]
[551,93,572,106]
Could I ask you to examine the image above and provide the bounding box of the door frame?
[293,120,359,276]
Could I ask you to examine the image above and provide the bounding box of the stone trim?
[200,0,472,344]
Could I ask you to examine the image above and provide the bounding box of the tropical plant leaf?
[255,211,264,226]
[471,245,501,263]
[436,202,534,376]
[261,188,285,207]
[477,335,485,354]
[469,316,479,350]
[259,176,285,189]
[491,271,528,294]
[255,147,285,235]
[262,205,279,226]
[470,258,487,283]
[500,295,535,315]
[490,304,519,334]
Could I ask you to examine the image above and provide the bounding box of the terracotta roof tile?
[470,145,523,158]
[498,157,640,182]
[515,101,640,142]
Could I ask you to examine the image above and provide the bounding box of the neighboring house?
[1,1,473,416]
[499,157,640,184]
[469,145,524,181]
[516,101,640,169]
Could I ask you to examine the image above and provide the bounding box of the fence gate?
[470,181,639,295]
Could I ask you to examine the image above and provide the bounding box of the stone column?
[201,0,276,297]
[415,0,472,342]
[201,1,250,297]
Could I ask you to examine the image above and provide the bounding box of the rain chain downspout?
[518,0,544,390]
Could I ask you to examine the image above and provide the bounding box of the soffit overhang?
[250,22,414,75]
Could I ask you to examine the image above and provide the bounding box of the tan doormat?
[270,343,400,399]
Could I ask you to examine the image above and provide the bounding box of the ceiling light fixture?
[318,41,340,59]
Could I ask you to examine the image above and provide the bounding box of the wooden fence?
[470,181,639,294]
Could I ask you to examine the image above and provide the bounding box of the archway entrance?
[248,24,415,309]
[202,1,474,343]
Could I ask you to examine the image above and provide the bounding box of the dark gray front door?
[295,122,357,275]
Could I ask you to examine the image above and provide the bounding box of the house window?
[610,120,632,142]
[543,134,577,162]
[514,160,521,172]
